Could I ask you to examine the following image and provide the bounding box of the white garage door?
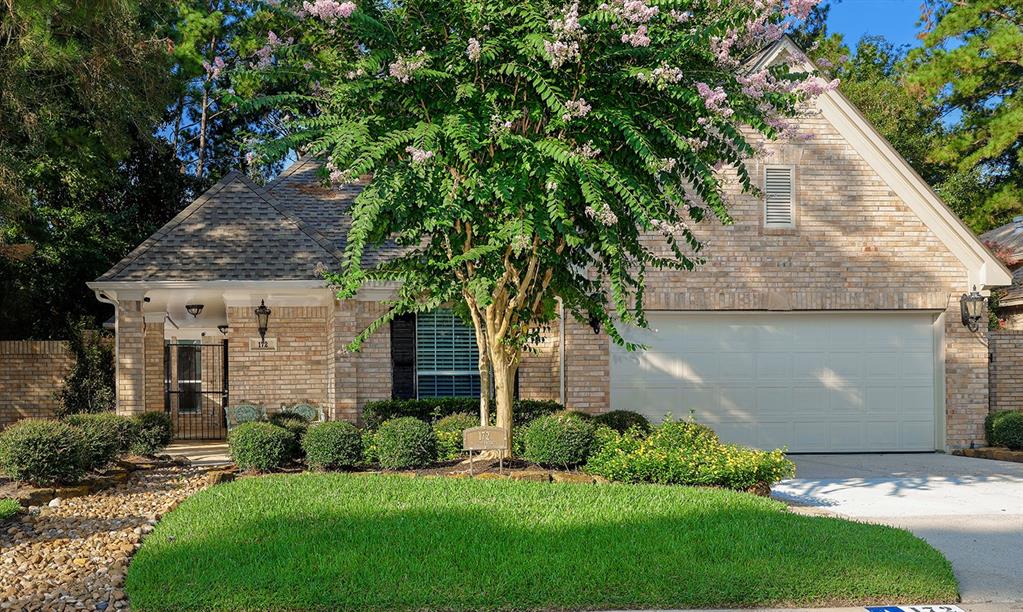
[610,312,939,452]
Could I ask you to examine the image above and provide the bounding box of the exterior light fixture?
[589,314,601,335]
[185,304,204,318]
[255,299,272,347]
[217,325,229,335]
[960,286,985,332]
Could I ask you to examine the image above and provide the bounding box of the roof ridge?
[236,172,345,265]
[98,171,243,281]
[259,154,320,196]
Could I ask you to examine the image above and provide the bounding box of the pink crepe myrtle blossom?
[202,56,226,79]
[564,98,591,119]
[621,25,650,47]
[669,9,691,23]
[585,203,618,226]
[405,145,435,164]
[575,141,601,158]
[544,39,579,69]
[389,50,427,83]
[793,75,840,96]
[695,82,733,117]
[637,62,683,87]
[466,37,482,62]
[302,0,356,21]
[550,1,582,36]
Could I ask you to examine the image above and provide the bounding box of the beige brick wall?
[0,341,74,429]
[116,300,145,416]
[143,319,164,412]
[227,305,331,416]
[989,329,1023,417]
[328,300,393,424]
[518,324,561,402]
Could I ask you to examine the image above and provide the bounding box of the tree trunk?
[490,345,518,457]
[478,354,491,426]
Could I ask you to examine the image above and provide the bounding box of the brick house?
[89,39,1011,451]
[980,216,1023,329]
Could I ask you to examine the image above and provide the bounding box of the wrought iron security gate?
[164,340,228,440]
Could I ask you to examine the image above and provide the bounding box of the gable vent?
[764,166,795,227]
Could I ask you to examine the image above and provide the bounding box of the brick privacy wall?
[115,300,146,416]
[989,329,1023,417]
[227,305,330,415]
[0,341,74,429]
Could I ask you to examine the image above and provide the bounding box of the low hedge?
[130,412,174,456]
[991,411,1023,450]
[0,498,19,521]
[584,418,795,490]
[986,410,1018,447]
[594,410,651,434]
[363,397,562,429]
[303,422,363,470]
[0,419,87,486]
[434,413,478,461]
[375,417,437,469]
[65,412,137,469]
[522,412,597,469]
[229,422,293,472]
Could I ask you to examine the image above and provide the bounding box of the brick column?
[143,314,165,413]
[115,299,145,416]
[563,319,609,413]
[331,301,360,423]
[944,297,989,449]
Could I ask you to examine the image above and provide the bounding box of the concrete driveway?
[773,453,1023,605]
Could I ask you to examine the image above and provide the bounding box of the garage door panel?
[610,312,938,452]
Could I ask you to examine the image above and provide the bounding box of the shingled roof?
[96,159,395,283]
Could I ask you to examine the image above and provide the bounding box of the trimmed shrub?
[434,413,478,461]
[986,410,1017,446]
[268,410,310,427]
[523,412,597,468]
[0,420,87,485]
[130,412,174,456]
[362,430,378,465]
[0,498,19,522]
[272,417,309,460]
[375,417,437,469]
[594,410,651,434]
[228,422,293,472]
[303,422,363,470]
[363,397,563,429]
[65,412,137,469]
[584,418,795,490]
[992,411,1023,450]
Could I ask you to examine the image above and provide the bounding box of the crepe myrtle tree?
[246,0,835,451]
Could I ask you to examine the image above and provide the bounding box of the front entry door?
[164,340,228,439]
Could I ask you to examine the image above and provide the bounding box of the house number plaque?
[463,426,508,475]
[249,337,278,351]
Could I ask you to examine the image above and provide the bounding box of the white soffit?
[754,37,1012,290]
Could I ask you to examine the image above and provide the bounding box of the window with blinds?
[416,309,481,398]
[764,165,795,228]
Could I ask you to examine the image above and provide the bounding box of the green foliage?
[302,422,364,470]
[55,318,115,416]
[363,397,562,429]
[991,411,1023,451]
[905,1,1023,230]
[65,412,136,469]
[228,422,293,472]
[268,410,311,426]
[584,418,795,490]
[0,419,87,485]
[985,409,1017,446]
[300,423,366,472]
[130,412,174,456]
[277,417,310,460]
[523,412,597,468]
[374,417,438,470]
[0,498,19,522]
[434,413,478,461]
[594,410,651,434]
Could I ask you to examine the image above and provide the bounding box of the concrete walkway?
[773,453,1023,605]
[165,440,231,467]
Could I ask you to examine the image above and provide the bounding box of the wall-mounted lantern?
[960,286,985,332]
[217,324,229,336]
[255,299,272,347]
[185,304,204,318]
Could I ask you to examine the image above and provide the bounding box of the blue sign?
[866,606,965,612]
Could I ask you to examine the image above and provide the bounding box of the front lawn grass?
[127,474,957,610]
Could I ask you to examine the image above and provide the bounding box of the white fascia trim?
[88,279,403,303]
[752,38,1013,290]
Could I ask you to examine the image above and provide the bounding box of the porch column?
[143,313,166,413]
[331,300,360,423]
[115,297,145,416]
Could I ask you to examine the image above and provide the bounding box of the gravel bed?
[0,467,208,611]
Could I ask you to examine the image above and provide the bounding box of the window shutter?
[764,166,795,227]
[390,314,416,399]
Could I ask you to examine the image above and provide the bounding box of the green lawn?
[127,474,957,611]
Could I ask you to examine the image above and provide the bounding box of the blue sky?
[826,0,924,49]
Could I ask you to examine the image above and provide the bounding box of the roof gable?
[754,37,1012,290]
[97,171,342,282]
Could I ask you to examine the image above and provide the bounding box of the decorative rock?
[551,472,594,484]
[13,489,56,508]
[53,486,90,499]
[47,499,60,508]
[206,470,236,486]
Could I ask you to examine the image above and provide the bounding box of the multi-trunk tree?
[247,0,835,450]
